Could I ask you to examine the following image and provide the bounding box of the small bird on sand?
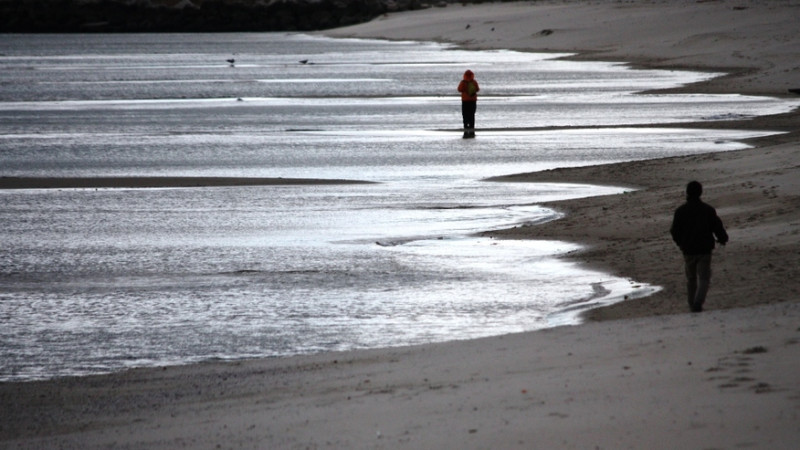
[226,58,235,67]
[299,59,309,64]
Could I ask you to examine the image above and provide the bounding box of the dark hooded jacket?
[670,197,728,255]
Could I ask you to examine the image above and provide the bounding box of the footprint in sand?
[707,346,778,393]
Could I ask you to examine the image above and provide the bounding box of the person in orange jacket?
[457,69,480,138]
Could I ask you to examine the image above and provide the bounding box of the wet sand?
[2,1,799,448]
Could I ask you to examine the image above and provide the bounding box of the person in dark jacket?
[457,69,480,138]
[670,181,729,312]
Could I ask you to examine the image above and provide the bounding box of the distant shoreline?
[0,176,374,190]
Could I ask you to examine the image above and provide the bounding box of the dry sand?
[2,1,799,448]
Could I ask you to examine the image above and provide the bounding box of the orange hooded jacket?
[457,70,479,101]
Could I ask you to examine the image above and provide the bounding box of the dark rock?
[0,0,436,32]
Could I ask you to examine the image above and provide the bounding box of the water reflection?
[1,33,797,381]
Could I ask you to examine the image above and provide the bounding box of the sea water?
[0,33,796,381]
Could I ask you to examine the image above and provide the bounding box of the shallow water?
[1,33,796,381]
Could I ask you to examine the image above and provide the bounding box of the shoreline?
[3,301,799,448]
[324,0,800,98]
[326,0,800,321]
[2,1,799,447]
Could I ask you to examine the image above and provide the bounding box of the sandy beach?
[2,1,799,448]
